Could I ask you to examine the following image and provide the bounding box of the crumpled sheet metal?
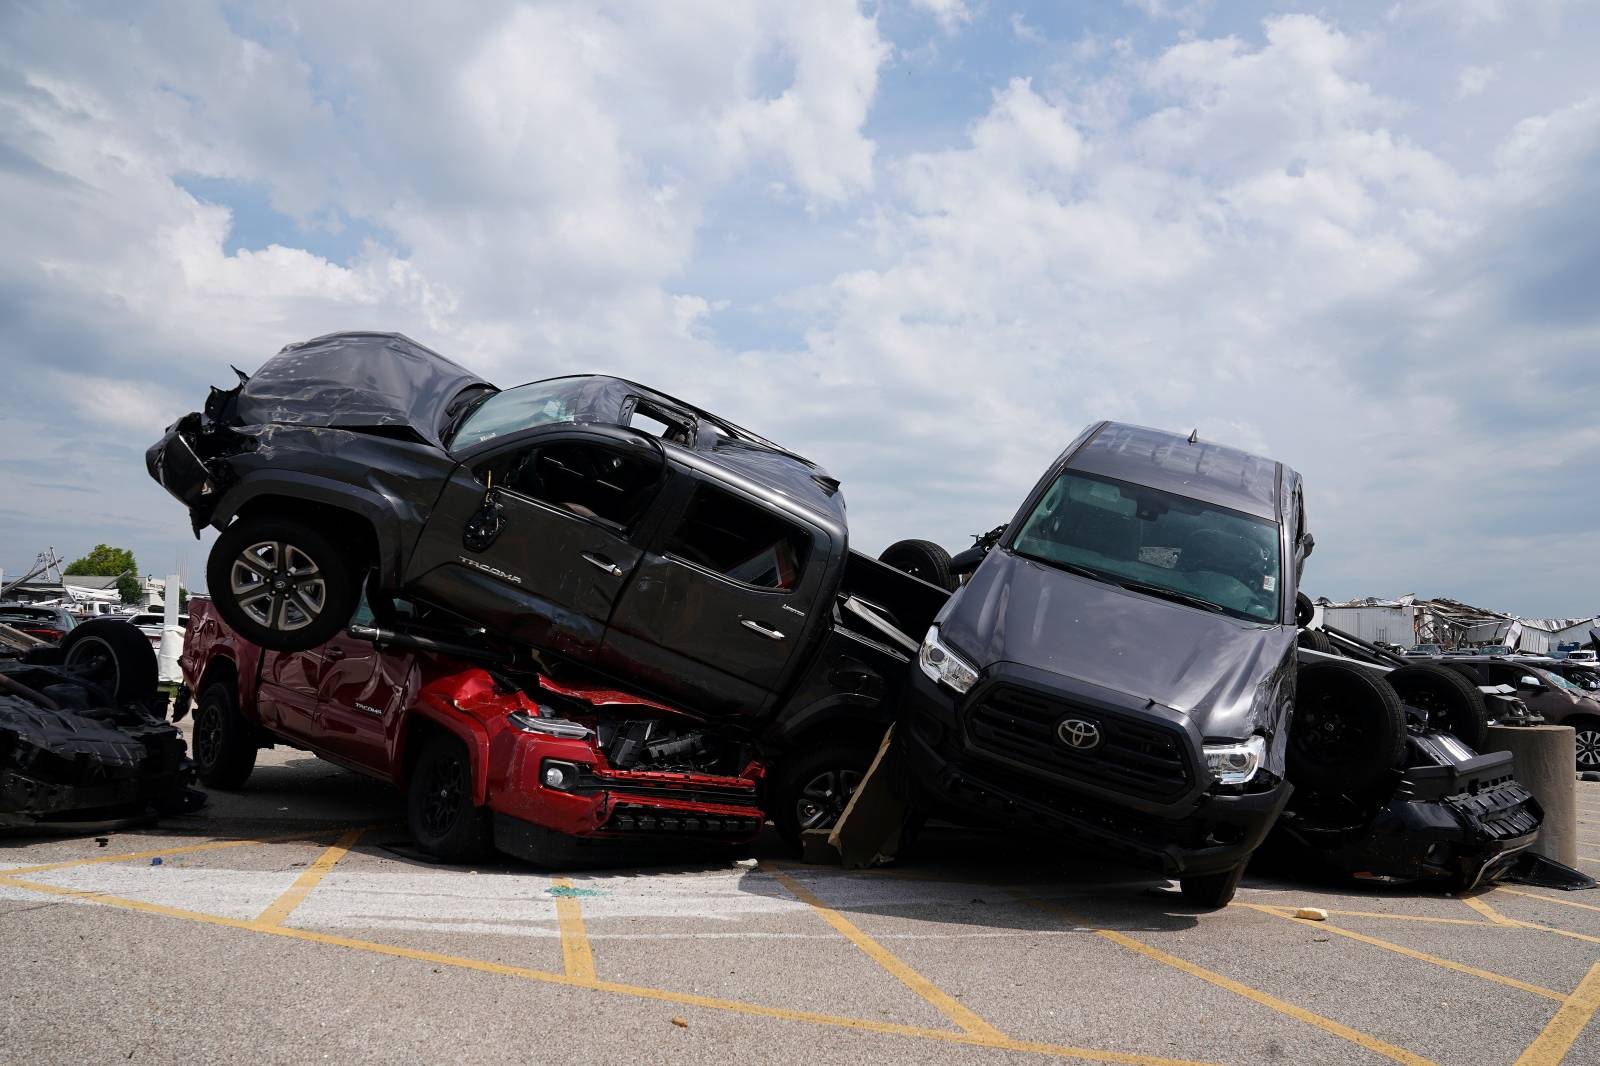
[235,332,492,448]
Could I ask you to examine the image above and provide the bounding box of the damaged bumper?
[1273,735,1542,891]
[900,664,1289,876]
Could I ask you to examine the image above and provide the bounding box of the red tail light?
[23,627,65,641]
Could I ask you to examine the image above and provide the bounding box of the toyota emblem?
[1056,718,1102,750]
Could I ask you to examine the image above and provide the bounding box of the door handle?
[581,552,624,577]
[323,646,346,662]
[740,619,786,641]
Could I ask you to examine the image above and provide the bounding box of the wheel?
[1298,628,1333,655]
[59,618,159,703]
[1570,715,1600,774]
[192,681,258,789]
[878,540,957,591]
[1180,862,1246,908]
[1383,664,1489,750]
[206,515,359,652]
[407,733,492,861]
[1295,592,1315,629]
[771,740,878,848]
[1290,660,1407,796]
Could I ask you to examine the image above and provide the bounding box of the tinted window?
[664,486,810,590]
[1012,469,1282,622]
[480,441,661,531]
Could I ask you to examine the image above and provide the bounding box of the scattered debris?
[1293,907,1329,921]
[670,1017,688,1029]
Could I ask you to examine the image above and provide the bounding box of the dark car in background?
[0,603,79,643]
[1438,658,1600,771]
[899,422,1314,907]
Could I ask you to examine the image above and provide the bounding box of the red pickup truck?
[178,596,767,863]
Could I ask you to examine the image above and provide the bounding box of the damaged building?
[1313,594,1598,653]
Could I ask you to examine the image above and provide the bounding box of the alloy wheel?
[230,541,328,632]
[421,753,465,837]
[1577,727,1600,772]
[795,768,863,832]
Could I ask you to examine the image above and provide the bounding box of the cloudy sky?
[2,1,1597,618]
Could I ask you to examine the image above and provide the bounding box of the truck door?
[255,647,323,739]
[404,427,667,658]
[601,480,829,717]
[315,594,415,772]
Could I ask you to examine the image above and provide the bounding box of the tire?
[1384,664,1489,751]
[771,739,879,848]
[1295,592,1315,629]
[1290,660,1407,796]
[878,540,957,591]
[192,681,258,789]
[207,515,360,652]
[407,733,492,861]
[1298,628,1334,655]
[59,619,159,703]
[1180,861,1246,908]
[1570,715,1600,774]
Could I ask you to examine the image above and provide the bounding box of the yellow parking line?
[1022,897,1436,1066]
[552,878,596,981]
[1319,908,1495,928]
[1496,888,1600,915]
[1461,894,1522,927]
[253,829,365,928]
[1514,963,1600,1066]
[1461,896,1600,948]
[0,831,324,876]
[768,868,1005,1039]
[1244,905,1564,1001]
[0,872,1209,1065]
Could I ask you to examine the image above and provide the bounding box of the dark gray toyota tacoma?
[900,422,1313,906]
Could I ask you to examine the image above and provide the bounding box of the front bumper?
[485,728,764,867]
[900,665,1289,877]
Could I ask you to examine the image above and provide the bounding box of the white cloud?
[911,0,973,34]
[2,4,1599,617]
[1457,64,1496,97]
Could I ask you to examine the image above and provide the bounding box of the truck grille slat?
[966,684,1194,801]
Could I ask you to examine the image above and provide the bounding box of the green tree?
[64,544,137,578]
[116,573,143,604]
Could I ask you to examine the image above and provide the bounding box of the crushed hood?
[233,332,493,448]
[938,549,1294,737]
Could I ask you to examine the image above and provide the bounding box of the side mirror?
[1518,674,1543,690]
[1298,532,1315,559]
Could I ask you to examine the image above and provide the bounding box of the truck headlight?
[919,626,979,694]
[1204,736,1266,785]
[508,708,594,740]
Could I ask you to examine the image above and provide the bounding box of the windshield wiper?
[1112,578,1226,614]
[1013,552,1117,585]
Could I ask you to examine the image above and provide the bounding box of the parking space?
[3,738,1598,1065]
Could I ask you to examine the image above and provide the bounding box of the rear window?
[0,607,54,622]
[664,486,810,591]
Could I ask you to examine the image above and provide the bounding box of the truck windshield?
[449,379,590,450]
[1011,470,1282,623]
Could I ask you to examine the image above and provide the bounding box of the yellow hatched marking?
[1513,963,1600,1066]
[1244,904,1564,1001]
[768,868,1005,1039]
[0,873,1208,1065]
[552,878,596,981]
[1021,897,1435,1066]
[1461,894,1521,927]
[253,829,365,928]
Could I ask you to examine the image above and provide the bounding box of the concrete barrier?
[1484,723,1576,866]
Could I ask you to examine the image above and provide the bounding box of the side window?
[479,441,662,531]
[627,399,694,446]
[664,485,811,591]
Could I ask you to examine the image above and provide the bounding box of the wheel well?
[234,495,380,573]
[776,715,887,766]
[399,716,455,787]
[197,655,238,697]
[1564,712,1600,730]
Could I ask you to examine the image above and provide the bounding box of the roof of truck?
[1067,422,1285,521]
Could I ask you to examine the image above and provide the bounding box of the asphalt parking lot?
[3,734,1598,1066]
